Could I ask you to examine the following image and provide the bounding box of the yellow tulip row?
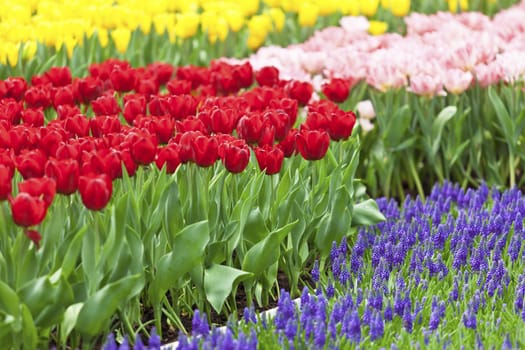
[0,0,501,67]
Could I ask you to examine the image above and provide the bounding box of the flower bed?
[0,59,386,348]
[115,181,525,349]
[230,1,525,197]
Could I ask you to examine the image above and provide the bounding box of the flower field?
[0,1,524,349]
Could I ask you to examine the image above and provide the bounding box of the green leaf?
[18,273,74,328]
[60,303,83,344]
[242,221,297,276]
[0,281,20,322]
[20,304,37,350]
[75,274,142,336]
[149,220,209,304]
[243,207,269,244]
[488,87,514,145]
[204,264,252,313]
[62,225,87,278]
[351,199,386,226]
[431,106,457,157]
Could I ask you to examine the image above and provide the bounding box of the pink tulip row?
[227,1,525,97]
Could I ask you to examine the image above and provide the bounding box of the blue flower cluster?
[104,182,525,349]
[103,328,161,350]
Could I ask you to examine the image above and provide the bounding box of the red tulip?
[75,77,103,104]
[304,111,330,131]
[0,122,11,149]
[156,144,181,173]
[175,117,208,134]
[9,192,47,227]
[78,173,113,211]
[147,62,174,86]
[9,125,40,154]
[0,99,23,124]
[233,62,254,88]
[321,78,350,103]
[56,104,81,120]
[130,133,158,165]
[0,165,12,200]
[90,115,122,137]
[92,94,121,116]
[150,116,175,144]
[80,151,107,175]
[53,86,75,110]
[328,111,356,141]
[18,177,56,208]
[166,79,192,95]
[45,67,72,87]
[123,96,147,125]
[254,145,284,175]
[296,129,330,160]
[110,68,137,92]
[192,135,218,167]
[220,141,250,173]
[135,78,159,96]
[101,149,124,180]
[5,77,27,101]
[45,158,80,195]
[210,107,236,134]
[263,109,290,141]
[16,149,47,179]
[277,128,298,157]
[55,143,81,163]
[21,108,45,127]
[39,129,65,157]
[270,98,298,127]
[237,113,264,144]
[286,81,313,106]
[255,66,279,87]
[24,86,52,109]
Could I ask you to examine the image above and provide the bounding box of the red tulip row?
[0,59,356,246]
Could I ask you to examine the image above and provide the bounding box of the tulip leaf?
[61,225,87,278]
[149,220,209,304]
[18,273,74,328]
[20,304,37,350]
[431,106,457,157]
[242,220,297,276]
[0,281,21,324]
[60,303,83,344]
[352,199,386,226]
[488,87,514,146]
[244,207,269,244]
[204,264,252,313]
[75,274,142,336]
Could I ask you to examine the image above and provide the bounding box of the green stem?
[162,299,187,334]
[509,150,516,188]
[407,157,425,199]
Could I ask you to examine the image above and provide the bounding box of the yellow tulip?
[110,28,131,54]
[368,20,388,35]
[263,0,280,7]
[314,0,338,16]
[448,0,469,12]
[239,0,260,16]
[390,0,410,17]
[381,0,392,9]
[4,42,19,66]
[153,13,176,35]
[174,13,200,39]
[97,28,109,47]
[225,9,245,33]
[298,3,319,27]
[247,33,265,50]
[248,15,272,38]
[340,0,360,16]
[268,8,285,32]
[360,0,380,17]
